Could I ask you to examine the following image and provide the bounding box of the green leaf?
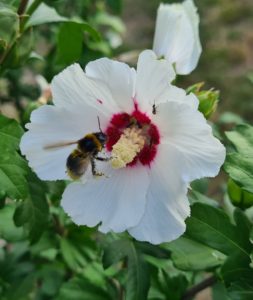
[93,12,125,33]
[103,239,150,300]
[106,0,122,14]
[185,203,250,256]
[225,154,253,194]
[224,124,253,194]
[56,22,84,65]
[37,264,64,297]
[189,189,218,207]
[228,281,253,300]
[26,2,67,27]
[163,236,226,271]
[219,112,244,125]
[60,237,88,271]
[221,209,253,289]
[228,179,253,209]
[5,273,36,300]
[0,204,25,241]
[56,276,111,300]
[1,27,34,69]
[159,272,188,300]
[0,4,19,45]
[56,21,101,65]
[0,115,29,200]
[233,209,252,236]
[212,282,231,300]
[13,172,49,243]
[0,151,29,200]
[0,114,24,149]
[221,251,253,284]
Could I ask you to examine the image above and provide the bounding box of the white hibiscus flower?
[153,0,202,75]
[20,50,225,244]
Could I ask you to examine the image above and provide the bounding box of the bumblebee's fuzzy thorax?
[77,132,106,154]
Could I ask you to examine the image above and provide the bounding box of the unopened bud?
[187,82,219,119]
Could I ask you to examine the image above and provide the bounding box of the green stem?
[20,0,43,31]
[17,0,29,15]
[181,276,217,300]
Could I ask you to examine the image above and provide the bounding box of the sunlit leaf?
[185,203,251,256]
[164,237,226,271]
[224,124,253,194]
[26,2,67,27]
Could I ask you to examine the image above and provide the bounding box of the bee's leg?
[94,156,111,161]
[90,157,104,177]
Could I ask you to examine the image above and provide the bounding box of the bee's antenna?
[97,116,102,132]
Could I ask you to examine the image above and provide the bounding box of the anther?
[111,127,145,169]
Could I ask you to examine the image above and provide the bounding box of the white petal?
[154,101,226,182]
[20,104,106,180]
[156,85,199,110]
[51,63,118,117]
[182,0,202,73]
[153,0,201,75]
[85,58,136,113]
[61,165,150,232]
[135,50,175,112]
[129,145,190,244]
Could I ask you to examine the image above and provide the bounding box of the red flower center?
[105,106,160,167]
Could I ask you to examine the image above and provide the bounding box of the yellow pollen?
[111,127,145,169]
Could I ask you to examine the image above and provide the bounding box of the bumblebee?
[44,129,108,179]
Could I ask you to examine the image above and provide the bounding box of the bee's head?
[94,132,107,147]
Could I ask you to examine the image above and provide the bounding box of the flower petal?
[135,50,175,112]
[154,101,226,182]
[20,104,106,180]
[156,85,199,110]
[153,0,201,75]
[51,63,118,116]
[182,0,202,73]
[61,165,150,232]
[85,58,136,113]
[128,144,190,244]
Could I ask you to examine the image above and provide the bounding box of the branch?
[182,276,217,300]
[17,0,29,15]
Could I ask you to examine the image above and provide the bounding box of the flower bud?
[187,82,219,119]
[153,0,201,75]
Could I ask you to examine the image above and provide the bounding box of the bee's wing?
[44,140,78,150]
